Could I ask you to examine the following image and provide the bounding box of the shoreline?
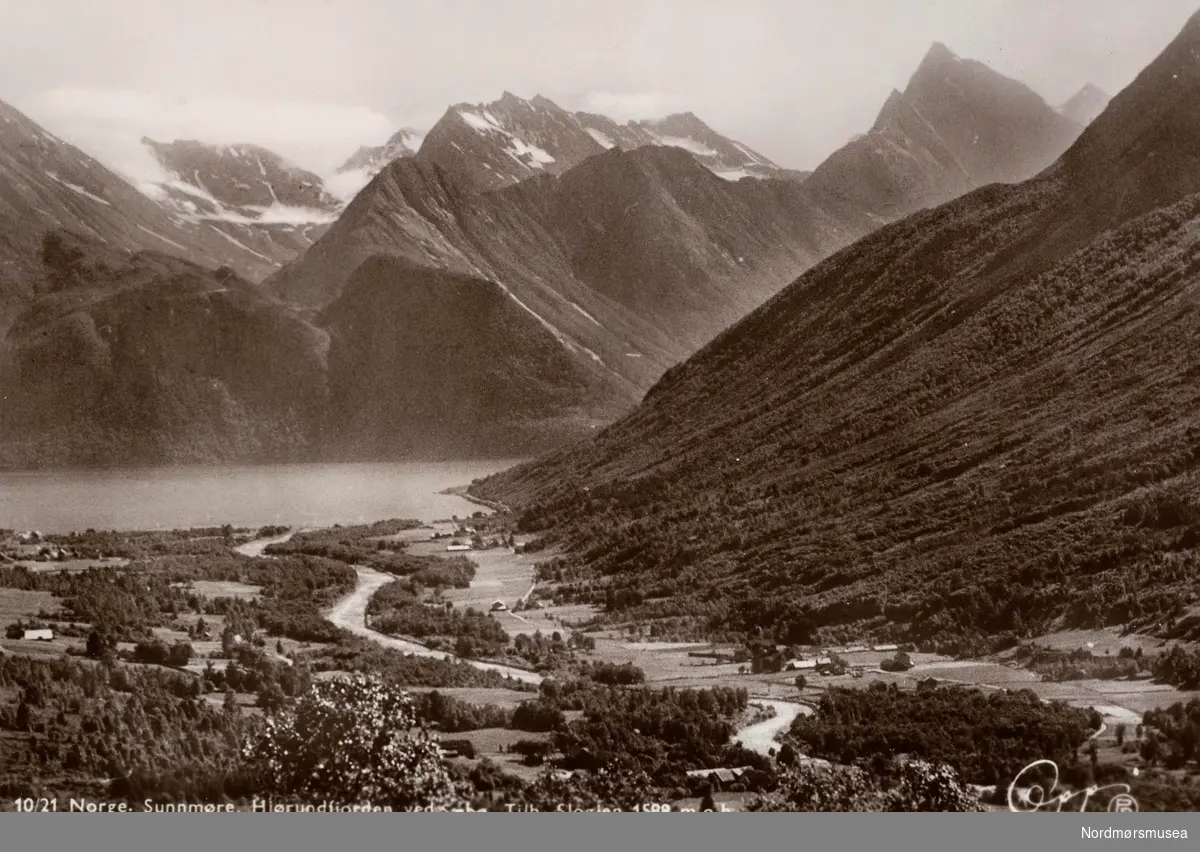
[441,485,510,515]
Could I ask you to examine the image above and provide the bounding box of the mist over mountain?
[0,99,300,334]
[141,137,342,268]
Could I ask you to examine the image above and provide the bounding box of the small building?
[685,766,751,792]
[22,629,53,641]
[873,643,899,653]
[785,659,817,671]
[446,543,472,552]
[845,645,869,653]
[490,600,508,612]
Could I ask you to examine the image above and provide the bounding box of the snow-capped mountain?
[334,127,423,191]
[413,92,791,192]
[141,138,341,264]
[1057,83,1111,127]
[0,98,296,333]
[575,110,787,181]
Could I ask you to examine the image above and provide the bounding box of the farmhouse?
[685,766,753,791]
[785,659,817,671]
[22,629,53,641]
[873,644,899,652]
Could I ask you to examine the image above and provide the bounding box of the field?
[451,727,553,783]
[176,580,262,600]
[11,557,129,573]
[404,687,534,709]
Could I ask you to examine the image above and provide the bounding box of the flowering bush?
[522,763,656,811]
[748,759,983,812]
[243,674,470,810]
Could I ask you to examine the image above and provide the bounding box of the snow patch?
[733,142,769,166]
[136,225,188,252]
[459,110,502,134]
[714,168,751,181]
[655,135,718,157]
[44,171,112,206]
[570,302,601,325]
[208,225,275,263]
[506,137,555,167]
[586,128,615,149]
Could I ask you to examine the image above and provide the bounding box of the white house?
[785,659,817,671]
[446,544,472,552]
[22,629,53,641]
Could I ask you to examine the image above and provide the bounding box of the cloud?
[13,87,394,181]
[576,92,691,122]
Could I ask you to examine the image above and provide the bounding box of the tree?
[699,790,717,812]
[86,630,107,658]
[1115,723,1127,747]
[243,674,469,810]
[167,642,194,668]
[1141,735,1161,767]
[794,675,808,690]
[749,760,983,812]
[15,699,31,731]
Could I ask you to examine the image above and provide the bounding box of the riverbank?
[325,566,544,686]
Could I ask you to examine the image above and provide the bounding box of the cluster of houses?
[782,644,900,675]
[4,531,81,562]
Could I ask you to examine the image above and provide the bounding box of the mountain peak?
[920,41,959,67]
[1057,83,1111,126]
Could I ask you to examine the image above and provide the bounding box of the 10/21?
[13,798,132,812]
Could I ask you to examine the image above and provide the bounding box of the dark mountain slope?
[473,11,1200,648]
[0,234,329,469]
[319,258,632,459]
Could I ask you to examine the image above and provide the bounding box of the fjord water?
[0,461,521,533]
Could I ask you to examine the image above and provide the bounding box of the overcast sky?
[1,0,1196,182]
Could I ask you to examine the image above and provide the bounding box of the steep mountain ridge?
[472,11,1200,647]
[267,144,879,389]
[337,127,423,176]
[803,42,1082,219]
[412,92,789,192]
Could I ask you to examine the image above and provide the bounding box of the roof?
[814,656,833,665]
[685,766,751,780]
[786,659,817,669]
[873,644,899,651]
[22,629,53,640]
